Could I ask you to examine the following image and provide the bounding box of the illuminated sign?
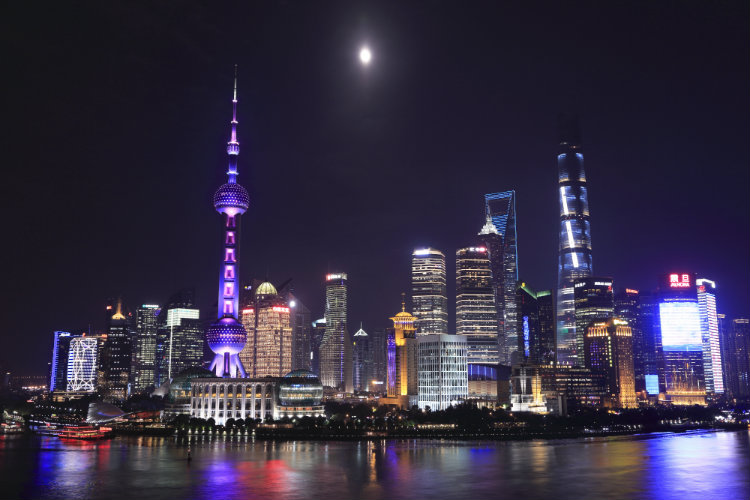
[241,308,254,314]
[326,273,346,281]
[594,281,612,287]
[413,249,432,256]
[659,301,702,351]
[466,247,487,253]
[645,374,659,395]
[625,288,639,294]
[142,304,160,309]
[272,306,290,313]
[522,316,530,358]
[669,273,691,288]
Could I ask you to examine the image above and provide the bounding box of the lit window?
[226,231,236,245]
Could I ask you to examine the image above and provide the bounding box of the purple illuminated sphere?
[214,182,250,213]
[206,316,247,355]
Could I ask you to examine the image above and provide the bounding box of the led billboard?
[659,301,702,351]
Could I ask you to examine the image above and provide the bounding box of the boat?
[57,426,112,441]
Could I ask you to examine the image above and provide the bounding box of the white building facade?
[417,334,468,411]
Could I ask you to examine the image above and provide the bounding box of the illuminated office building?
[239,281,293,377]
[370,328,388,390]
[155,290,202,386]
[615,288,645,391]
[456,246,499,364]
[584,319,637,408]
[101,299,132,401]
[722,318,750,398]
[383,299,418,407]
[573,277,614,365]
[289,294,312,371]
[411,248,448,335]
[320,273,352,391]
[658,272,706,405]
[482,191,519,365]
[49,331,73,393]
[67,336,99,392]
[417,334,468,411]
[696,279,723,394]
[638,292,664,395]
[310,318,326,377]
[556,115,594,366]
[132,304,160,391]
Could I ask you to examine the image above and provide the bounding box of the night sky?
[3,2,748,375]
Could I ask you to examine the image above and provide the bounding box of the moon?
[359,46,372,65]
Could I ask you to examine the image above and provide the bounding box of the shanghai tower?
[556,114,593,366]
[205,67,249,378]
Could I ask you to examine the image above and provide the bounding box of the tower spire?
[227,64,240,183]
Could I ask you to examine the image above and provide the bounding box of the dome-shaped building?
[277,369,325,418]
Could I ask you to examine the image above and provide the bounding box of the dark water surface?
[1,430,749,499]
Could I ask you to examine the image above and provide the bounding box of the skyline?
[3,1,749,375]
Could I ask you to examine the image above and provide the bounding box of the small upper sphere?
[214,182,250,213]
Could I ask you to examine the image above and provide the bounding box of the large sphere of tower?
[205,316,247,355]
[214,182,250,215]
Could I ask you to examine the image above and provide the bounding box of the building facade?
[536,290,556,365]
[573,277,614,366]
[411,248,448,335]
[584,319,637,408]
[101,299,132,401]
[320,273,352,391]
[191,378,278,424]
[155,290,203,386]
[417,334,468,411]
[383,301,419,408]
[556,115,594,366]
[352,326,373,392]
[455,246,499,365]
[696,279,723,394]
[240,282,293,377]
[289,294,312,371]
[50,331,73,393]
[132,304,160,391]
[66,336,99,392]
[483,191,519,365]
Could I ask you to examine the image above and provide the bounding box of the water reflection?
[0,431,748,499]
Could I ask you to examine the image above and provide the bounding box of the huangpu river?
[1,430,749,499]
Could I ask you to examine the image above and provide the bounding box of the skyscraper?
[352,325,373,392]
[483,191,519,365]
[516,281,539,363]
[658,272,706,405]
[132,304,159,391]
[101,299,132,401]
[205,68,249,378]
[556,115,593,366]
[383,298,419,408]
[155,290,202,386]
[411,248,448,335]
[639,292,665,395]
[239,281,293,377]
[615,288,644,391]
[49,331,73,393]
[67,335,99,392]
[310,318,326,377]
[696,279,723,394]
[320,273,352,391]
[289,294,312,371]
[455,246,499,365]
[725,318,750,398]
[584,319,637,408]
[417,334,468,411]
[574,277,614,365]
[370,327,388,390]
[536,290,556,365]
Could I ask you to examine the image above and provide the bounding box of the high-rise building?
[638,292,664,395]
[615,289,644,391]
[658,272,706,405]
[483,191,519,365]
[573,277,614,365]
[725,318,750,397]
[478,213,506,363]
[696,279,723,394]
[155,290,203,386]
[417,334,468,411]
[204,68,249,379]
[384,299,419,406]
[311,318,326,377]
[101,299,132,401]
[584,319,637,408]
[289,294,312,371]
[516,282,538,364]
[67,335,99,392]
[49,331,73,393]
[536,290,556,365]
[132,304,160,391]
[320,273,352,391]
[411,248,448,335]
[455,246,499,365]
[353,325,374,392]
[556,115,594,366]
[239,281,293,377]
[370,327,388,390]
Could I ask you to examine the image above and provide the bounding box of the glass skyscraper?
[132,304,160,392]
[556,115,593,366]
[411,248,448,335]
[49,331,73,393]
[697,279,723,394]
[320,273,352,391]
[155,289,202,386]
[574,277,614,365]
[483,191,518,365]
[455,246,499,365]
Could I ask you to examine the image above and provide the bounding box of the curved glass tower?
[556,115,593,366]
[206,68,250,378]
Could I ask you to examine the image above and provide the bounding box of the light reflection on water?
[0,430,748,499]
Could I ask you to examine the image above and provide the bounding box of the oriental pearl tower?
[206,66,249,378]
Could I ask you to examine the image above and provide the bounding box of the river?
[1,430,748,499]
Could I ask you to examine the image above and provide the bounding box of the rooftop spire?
[226,65,240,183]
[401,292,406,312]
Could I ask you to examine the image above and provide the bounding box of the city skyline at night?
[2,2,748,377]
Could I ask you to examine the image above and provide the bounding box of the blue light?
[523,316,530,358]
[659,301,702,351]
[645,374,659,395]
